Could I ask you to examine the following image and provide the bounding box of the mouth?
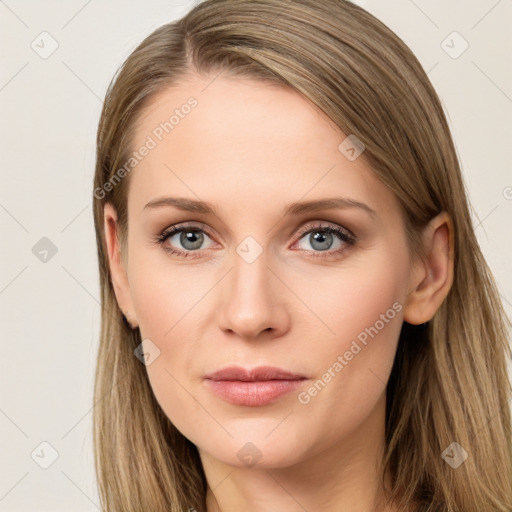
[203,365,308,407]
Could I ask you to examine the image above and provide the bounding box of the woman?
[92,0,512,510]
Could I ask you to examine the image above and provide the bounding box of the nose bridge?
[218,237,288,338]
[233,246,270,303]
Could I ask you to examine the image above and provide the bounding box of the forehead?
[127,75,396,220]
[133,74,341,155]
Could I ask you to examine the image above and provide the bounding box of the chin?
[198,430,314,470]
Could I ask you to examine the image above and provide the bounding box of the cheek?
[127,241,205,339]
[126,251,216,439]
[295,241,409,349]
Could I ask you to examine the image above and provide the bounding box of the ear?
[403,211,455,325]
[103,202,138,329]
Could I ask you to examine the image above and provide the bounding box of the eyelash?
[152,221,357,260]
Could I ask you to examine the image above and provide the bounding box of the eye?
[154,222,215,259]
[291,222,356,257]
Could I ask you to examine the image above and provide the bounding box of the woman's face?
[108,74,417,468]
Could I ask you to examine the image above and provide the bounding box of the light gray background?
[1,0,511,510]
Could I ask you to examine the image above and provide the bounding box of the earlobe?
[103,203,139,329]
[403,212,455,325]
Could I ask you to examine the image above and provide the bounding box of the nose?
[217,248,290,341]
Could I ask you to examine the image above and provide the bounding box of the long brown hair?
[92,1,512,510]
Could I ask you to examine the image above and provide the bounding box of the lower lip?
[205,379,306,407]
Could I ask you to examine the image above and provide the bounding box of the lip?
[204,365,308,407]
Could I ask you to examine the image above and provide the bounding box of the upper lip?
[205,365,306,382]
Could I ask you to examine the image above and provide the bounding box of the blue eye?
[155,223,214,258]
[292,223,356,258]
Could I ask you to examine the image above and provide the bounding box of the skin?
[104,74,454,512]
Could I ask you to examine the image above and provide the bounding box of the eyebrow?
[143,196,377,218]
